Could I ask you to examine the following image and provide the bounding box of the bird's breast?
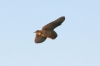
[41,30,57,39]
[41,30,52,36]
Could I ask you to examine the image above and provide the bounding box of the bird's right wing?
[35,33,47,43]
[42,16,65,30]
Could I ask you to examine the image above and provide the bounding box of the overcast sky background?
[0,0,100,66]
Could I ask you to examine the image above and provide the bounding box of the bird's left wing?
[35,33,47,43]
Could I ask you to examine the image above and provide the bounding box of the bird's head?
[34,30,42,35]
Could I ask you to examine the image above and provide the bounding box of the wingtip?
[61,16,65,19]
[59,16,65,21]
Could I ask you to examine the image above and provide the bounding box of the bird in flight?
[34,16,65,43]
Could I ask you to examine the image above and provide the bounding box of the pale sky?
[0,0,100,66]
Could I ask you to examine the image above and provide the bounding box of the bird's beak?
[33,32,36,33]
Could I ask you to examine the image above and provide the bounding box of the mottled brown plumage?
[34,16,65,43]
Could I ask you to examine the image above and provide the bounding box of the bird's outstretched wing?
[35,33,47,43]
[42,16,65,30]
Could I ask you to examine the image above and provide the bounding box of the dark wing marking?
[48,30,57,39]
[35,33,47,43]
[52,31,57,39]
[42,16,65,30]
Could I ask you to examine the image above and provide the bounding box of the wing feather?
[35,33,47,43]
[42,16,65,30]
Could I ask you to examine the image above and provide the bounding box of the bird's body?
[35,30,57,39]
[34,16,65,43]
